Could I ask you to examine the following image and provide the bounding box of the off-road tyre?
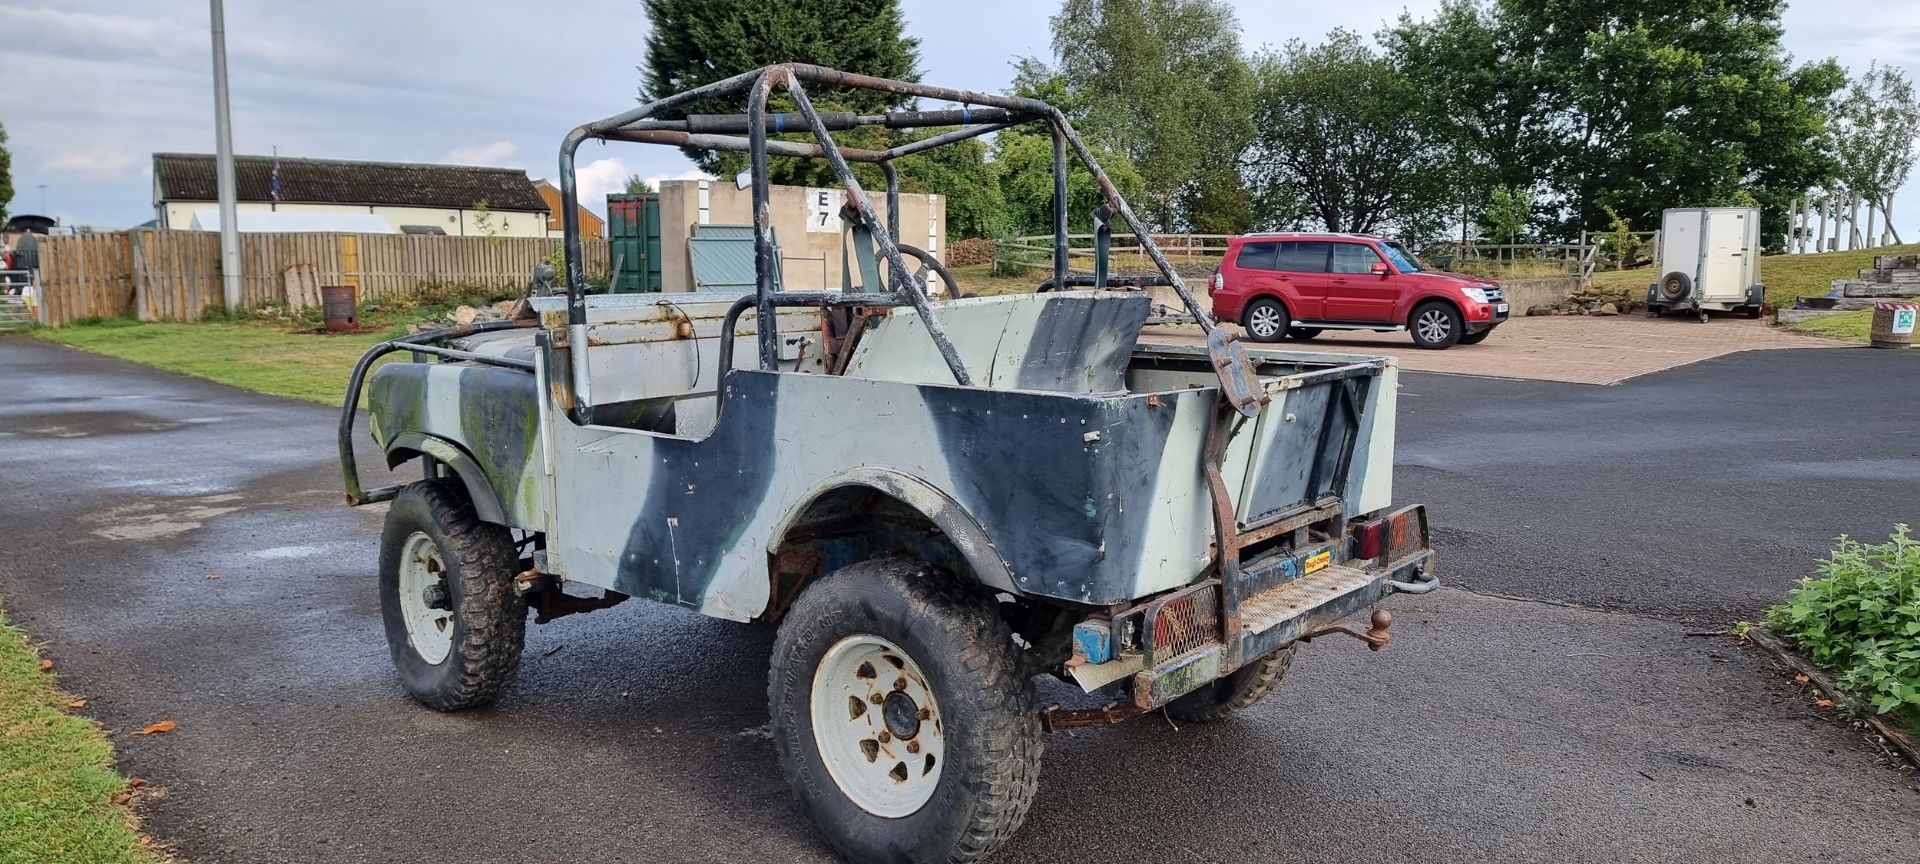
[1409,300,1464,349]
[1287,327,1324,340]
[1163,645,1296,723]
[770,558,1042,864]
[1458,329,1494,346]
[378,479,526,711]
[1242,297,1290,342]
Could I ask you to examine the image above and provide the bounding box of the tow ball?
[1303,609,1394,652]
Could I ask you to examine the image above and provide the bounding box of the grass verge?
[0,610,162,864]
[1780,309,1874,342]
[28,318,400,406]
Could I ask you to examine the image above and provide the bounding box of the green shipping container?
[606,193,663,293]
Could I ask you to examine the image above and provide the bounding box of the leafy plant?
[1766,525,1920,717]
[1599,205,1639,269]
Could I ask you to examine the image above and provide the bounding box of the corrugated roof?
[152,153,549,213]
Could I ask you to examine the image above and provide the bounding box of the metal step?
[1237,563,1380,635]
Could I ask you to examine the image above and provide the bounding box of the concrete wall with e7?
[159,201,553,238]
[656,180,944,292]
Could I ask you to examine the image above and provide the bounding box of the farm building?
[151,153,552,237]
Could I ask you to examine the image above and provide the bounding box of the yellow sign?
[1304,550,1331,575]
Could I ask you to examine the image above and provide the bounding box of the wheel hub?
[396,531,455,665]
[810,634,944,817]
[882,690,922,740]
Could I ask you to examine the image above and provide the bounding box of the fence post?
[131,230,149,321]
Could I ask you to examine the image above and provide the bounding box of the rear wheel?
[1164,645,1296,723]
[770,558,1042,864]
[1242,298,1289,343]
[1409,301,1463,349]
[1286,327,1323,340]
[378,479,526,711]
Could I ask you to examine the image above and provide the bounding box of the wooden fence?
[32,230,611,326]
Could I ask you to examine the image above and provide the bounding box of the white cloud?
[442,141,520,167]
[644,168,713,189]
[574,157,633,216]
[42,149,141,177]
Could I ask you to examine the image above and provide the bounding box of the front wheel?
[1458,329,1493,345]
[1242,298,1290,342]
[378,479,526,711]
[770,558,1042,864]
[1286,327,1323,340]
[1409,301,1463,349]
[1164,645,1296,723]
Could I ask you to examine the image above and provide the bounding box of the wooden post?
[1850,193,1863,249]
[131,229,149,321]
[1887,194,1904,245]
[1787,196,1800,253]
[1867,198,1878,249]
[1817,195,1829,253]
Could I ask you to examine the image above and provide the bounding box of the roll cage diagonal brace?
[551,62,1231,427]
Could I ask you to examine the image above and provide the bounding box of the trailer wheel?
[378,479,526,711]
[1164,645,1296,723]
[770,558,1042,864]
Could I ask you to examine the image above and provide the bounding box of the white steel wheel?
[1415,308,1452,343]
[395,531,455,665]
[1247,303,1284,339]
[809,634,945,818]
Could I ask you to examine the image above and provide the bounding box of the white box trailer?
[1647,207,1765,321]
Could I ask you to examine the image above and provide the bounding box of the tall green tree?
[1831,63,1920,241]
[0,122,12,226]
[639,0,920,186]
[893,135,1006,240]
[1244,30,1450,241]
[990,59,1147,238]
[1385,0,1843,246]
[1050,0,1254,231]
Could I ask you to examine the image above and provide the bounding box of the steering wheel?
[892,243,971,300]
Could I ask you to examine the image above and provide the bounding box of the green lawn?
[0,610,162,864]
[30,318,402,406]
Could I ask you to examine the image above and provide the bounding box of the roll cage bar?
[553,63,1232,426]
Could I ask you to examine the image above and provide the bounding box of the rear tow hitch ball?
[1305,609,1394,652]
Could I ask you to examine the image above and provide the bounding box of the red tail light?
[1353,519,1384,561]
[1208,272,1221,294]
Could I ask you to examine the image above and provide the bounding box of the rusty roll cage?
[553,63,1219,426]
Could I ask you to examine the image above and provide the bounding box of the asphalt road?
[0,335,1915,864]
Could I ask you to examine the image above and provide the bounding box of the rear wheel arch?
[384,433,508,525]
[762,470,1017,620]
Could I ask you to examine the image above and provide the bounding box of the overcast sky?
[2,0,1915,232]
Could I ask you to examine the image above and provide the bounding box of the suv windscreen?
[1273,241,1330,272]
[1331,243,1385,274]
[1235,241,1278,271]
[1379,242,1422,273]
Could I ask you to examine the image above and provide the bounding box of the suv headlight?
[1461,287,1490,303]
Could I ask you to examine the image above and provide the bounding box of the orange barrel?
[1870,302,1916,349]
[320,284,359,333]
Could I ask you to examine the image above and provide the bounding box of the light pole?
[209,0,242,314]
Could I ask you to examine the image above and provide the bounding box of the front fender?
[385,432,509,525]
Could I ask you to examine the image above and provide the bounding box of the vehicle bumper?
[1064,506,1437,712]
[1465,302,1509,333]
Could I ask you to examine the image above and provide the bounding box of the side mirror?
[1370,261,1390,276]
[735,170,752,191]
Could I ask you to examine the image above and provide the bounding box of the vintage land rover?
[340,64,1436,864]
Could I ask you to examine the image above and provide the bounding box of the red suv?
[1208,233,1508,349]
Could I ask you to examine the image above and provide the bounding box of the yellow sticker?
[1304,550,1331,574]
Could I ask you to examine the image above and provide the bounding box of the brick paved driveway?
[1145,315,1842,384]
